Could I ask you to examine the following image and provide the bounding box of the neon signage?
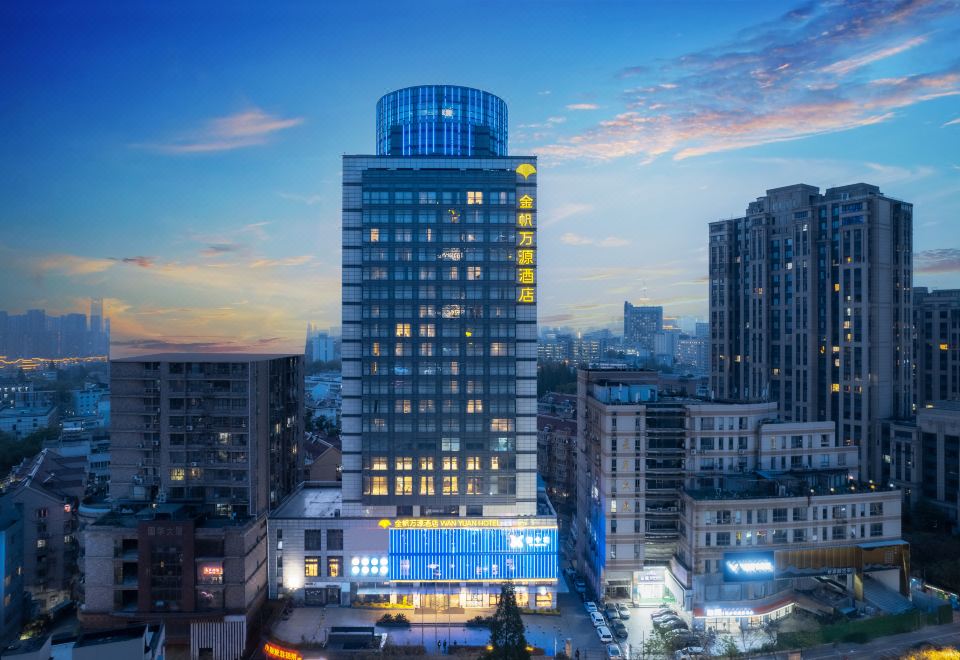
[722,552,775,582]
[705,607,754,617]
[263,642,302,660]
[516,186,536,304]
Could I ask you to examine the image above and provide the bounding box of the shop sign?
[722,552,775,582]
[263,642,302,660]
[705,607,755,618]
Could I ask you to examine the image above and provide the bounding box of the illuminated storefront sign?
[200,564,223,577]
[390,518,553,530]
[705,607,755,618]
[722,552,775,582]
[264,642,302,660]
[389,526,557,582]
[516,185,536,304]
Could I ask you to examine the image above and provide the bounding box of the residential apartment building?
[624,303,662,353]
[2,449,85,613]
[574,368,902,626]
[709,183,913,482]
[537,415,577,512]
[914,288,960,407]
[0,499,24,646]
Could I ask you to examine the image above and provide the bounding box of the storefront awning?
[693,594,794,619]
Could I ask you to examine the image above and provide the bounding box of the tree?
[482,582,530,660]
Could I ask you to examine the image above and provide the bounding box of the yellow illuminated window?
[442,476,459,495]
[467,399,483,413]
[304,558,320,577]
[327,557,341,578]
[170,468,185,481]
[467,477,482,495]
[369,228,380,242]
[490,456,500,471]
[490,342,508,356]
[467,191,483,205]
[941,343,949,351]
[491,419,514,432]
[442,456,459,471]
[831,383,840,393]
[371,456,388,471]
[834,283,840,292]
[419,457,434,471]
[371,342,380,356]
[370,476,388,495]
[395,323,411,337]
[395,457,413,471]
[420,476,435,495]
[466,456,481,470]
[394,399,412,414]
[395,476,413,495]
[467,266,483,280]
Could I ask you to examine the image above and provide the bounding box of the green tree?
[482,582,530,660]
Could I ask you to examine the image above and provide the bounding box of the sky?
[1,0,959,356]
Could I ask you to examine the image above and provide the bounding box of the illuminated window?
[419,476,435,495]
[170,468,185,481]
[36,539,46,549]
[490,419,514,432]
[941,343,950,351]
[395,457,413,471]
[466,456,481,471]
[419,343,434,356]
[490,456,500,471]
[490,342,509,357]
[466,477,482,494]
[395,399,412,414]
[419,323,436,337]
[467,399,483,413]
[442,476,459,494]
[324,556,341,578]
[189,467,202,479]
[442,456,459,471]
[419,457,434,471]
[467,266,483,280]
[831,383,840,393]
[467,191,483,205]
[370,476,388,495]
[371,342,381,356]
[369,228,380,242]
[371,456,388,471]
[395,323,411,337]
[395,476,413,495]
[418,400,435,414]
[304,557,320,577]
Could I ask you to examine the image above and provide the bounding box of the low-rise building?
[1,624,165,660]
[1,449,84,613]
[81,504,264,659]
[889,401,960,520]
[0,407,55,439]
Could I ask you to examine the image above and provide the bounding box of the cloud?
[539,1,959,162]
[559,232,630,247]
[136,108,304,154]
[540,202,592,228]
[35,254,114,276]
[200,243,244,257]
[915,248,960,274]
[250,255,313,268]
[944,117,960,127]
[566,103,599,111]
[116,256,155,268]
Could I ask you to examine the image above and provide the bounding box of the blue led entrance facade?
[376,85,508,157]
[389,527,558,582]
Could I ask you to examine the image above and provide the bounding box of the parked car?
[674,646,705,660]
[652,614,683,626]
[596,626,614,644]
[607,644,624,658]
[657,619,688,633]
[590,611,606,627]
[611,621,629,640]
[574,579,586,593]
[616,603,631,619]
[604,603,620,620]
[651,607,676,617]
[584,601,599,614]
[667,632,700,648]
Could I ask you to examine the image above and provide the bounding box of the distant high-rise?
[709,183,913,481]
[624,303,662,352]
[914,287,960,406]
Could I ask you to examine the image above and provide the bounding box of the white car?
[596,626,614,643]
[584,601,599,613]
[590,611,605,627]
[607,644,624,658]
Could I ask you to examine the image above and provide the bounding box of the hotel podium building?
[267,85,557,610]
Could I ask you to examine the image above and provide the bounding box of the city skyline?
[2,1,959,356]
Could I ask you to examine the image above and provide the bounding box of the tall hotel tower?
[340,86,555,594]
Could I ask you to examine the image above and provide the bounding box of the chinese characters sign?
[516,174,536,304]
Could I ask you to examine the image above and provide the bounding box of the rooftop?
[921,400,960,413]
[271,483,342,518]
[74,624,150,648]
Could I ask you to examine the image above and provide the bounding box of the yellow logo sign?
[378,519,392,529]
[515,163,537,179]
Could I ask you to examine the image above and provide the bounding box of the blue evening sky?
[1,0,958,354]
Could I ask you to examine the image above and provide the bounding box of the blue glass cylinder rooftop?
[376,85,508,157]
